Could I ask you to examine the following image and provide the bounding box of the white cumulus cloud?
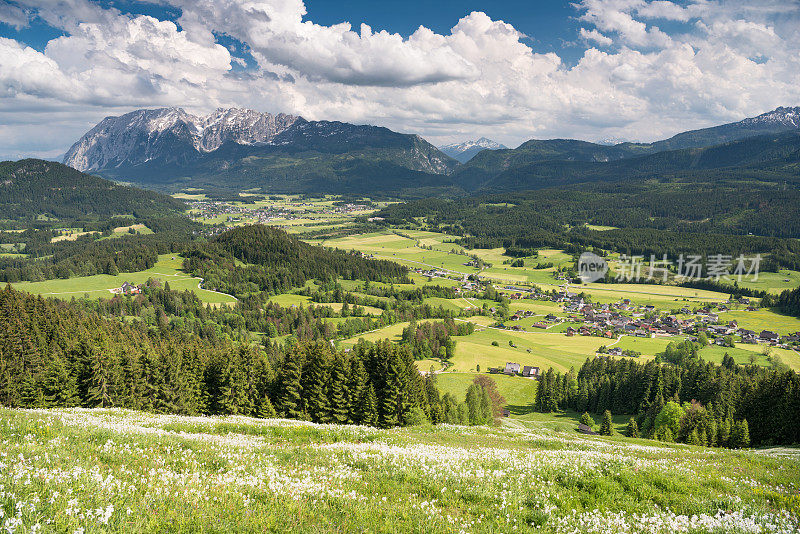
[0,0,799,159]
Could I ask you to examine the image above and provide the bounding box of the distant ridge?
[453,106,800,191]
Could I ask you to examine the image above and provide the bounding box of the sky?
[1,0,800,160]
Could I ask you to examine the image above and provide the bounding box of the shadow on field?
[507,403,535,416]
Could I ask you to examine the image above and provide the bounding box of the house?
[577,424,597,435]
[566,327,576,337]
[501,408,511,417]
[115,281,142,295]
[504,362,521,375]
[760,330,779,342]
[522,365,540,378]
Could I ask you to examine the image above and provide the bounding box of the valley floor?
[1,407,799,533]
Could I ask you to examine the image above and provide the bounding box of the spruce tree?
[360,383,378,427]
[626,417,639,438]
[580,412,594,429]
[278,355,302,419]
[87,341,117,408]
[42,351,79,407]
[258,396,276,419]
[379,346,404,428]
[303,343,332,423]
[600,409,614,435]
[347,358,368,424]
[719,417,732,447]
[328,354,349,424]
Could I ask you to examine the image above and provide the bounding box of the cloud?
[580,28,613,46]
[0,3,30,29]
[159,0,481,87]
[576,0,673,48]
[0,0,799,159]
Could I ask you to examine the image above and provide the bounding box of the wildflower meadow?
[1,407,798,533]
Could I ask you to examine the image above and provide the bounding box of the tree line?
[533,352,799,447]
[0,285,493,428]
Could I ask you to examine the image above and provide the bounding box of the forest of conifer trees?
[533,352,799,448]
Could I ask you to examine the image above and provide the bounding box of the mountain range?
[452,106,800,191]
[438,138,507,163]
[61,106,800,196]
[64,108,457,195]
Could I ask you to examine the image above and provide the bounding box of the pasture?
[10,254,237,305]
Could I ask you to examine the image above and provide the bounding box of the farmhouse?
[760,330,779,343]
[504,362,521,375]
[522,365,540,378]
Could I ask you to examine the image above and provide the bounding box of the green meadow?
[10,254,237,305]
[2,407,798,534]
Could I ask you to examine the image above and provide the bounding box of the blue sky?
[304,1,585,62]
[1,0,799,159]
[1,1,587,62]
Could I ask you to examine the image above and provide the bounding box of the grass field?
[11,254,237,305]
[434,372,538,413]
[2,407,798,534]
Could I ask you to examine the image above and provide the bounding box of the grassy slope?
[10,254,237,305]
[1,407,797,534]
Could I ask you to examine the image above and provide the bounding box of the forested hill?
[184,225,409,297]
[0,159,185,221]
[454,131,800,192]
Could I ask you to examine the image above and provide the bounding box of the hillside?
[455,107,800,191]
[63,108,459,195]
[2,407,798,533]
[184,224,409,297]
[457,131,800,192]
[0,159,185,221]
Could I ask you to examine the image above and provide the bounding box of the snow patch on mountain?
[438,137,507,163]
[64,107,300,171]
[740,106,800,128]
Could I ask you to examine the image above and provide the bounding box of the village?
[502,286,798,350]
[187,199,370,227]
[411,266,800,352]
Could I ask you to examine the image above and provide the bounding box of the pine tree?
[303,343,332,423]
[600,409,614,435]
[42,351,79,407]
[258,396,276,419]
[360,383,378,427]
[626,417,639,438]
[278,355,302,419]
[719,417,732,447]
[580,412,594,429]
[328,354,349,424]
[379,346,404,428]
[347,358,368,424]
